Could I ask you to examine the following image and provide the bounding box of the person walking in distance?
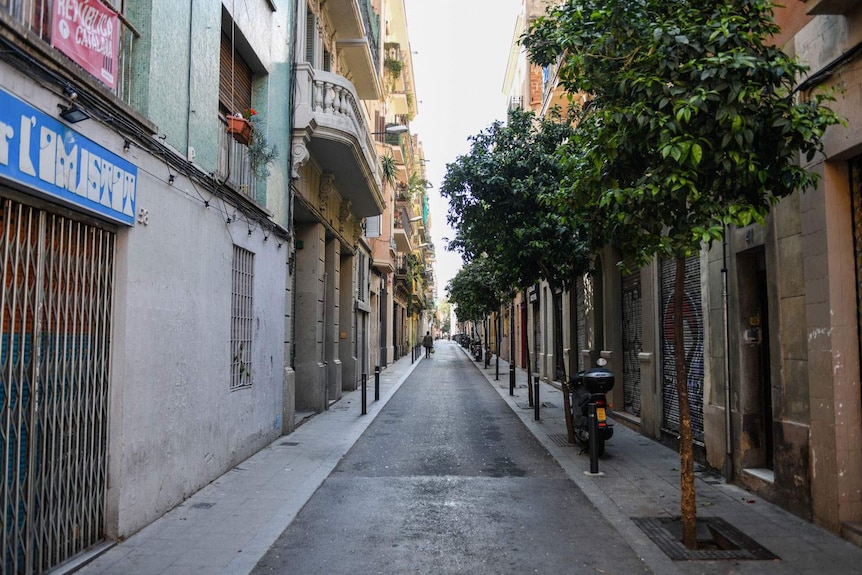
[423,331,434,358]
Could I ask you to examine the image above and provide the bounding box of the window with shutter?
[219,31,252,116]
[305,11,316,65]
[365,215,381,238]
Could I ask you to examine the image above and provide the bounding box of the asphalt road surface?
[251,340,652,575]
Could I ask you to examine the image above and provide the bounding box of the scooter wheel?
[574,428,590,445]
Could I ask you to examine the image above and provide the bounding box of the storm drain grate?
[547,433,576,448]
[632,517,779,561]
[190,502,215,510]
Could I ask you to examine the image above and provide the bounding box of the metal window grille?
[231,246,254,390]
[2,197,114,575]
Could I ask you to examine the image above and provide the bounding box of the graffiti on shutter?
[660,256,705,443]
[621,262,642,416]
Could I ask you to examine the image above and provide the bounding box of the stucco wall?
[108,154,287,537]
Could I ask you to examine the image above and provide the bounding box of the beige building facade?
[501,0,862,545]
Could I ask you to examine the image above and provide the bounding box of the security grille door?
[621,264,642,416]
[1,197,114,575]
[659,256,705,443]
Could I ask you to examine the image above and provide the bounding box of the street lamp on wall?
[371,124,409,136]
[58,85,90,124]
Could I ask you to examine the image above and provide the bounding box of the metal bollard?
[374,365,380,401]
[533,375,540,421]
[361,373,367,415]
[588,402,599,474]
[509,362,515,396]
[495,354,499,380]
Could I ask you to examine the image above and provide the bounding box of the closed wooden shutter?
[305,13,316,64]
[219,31,252,116]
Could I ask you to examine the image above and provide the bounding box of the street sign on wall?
[0,87,137,225]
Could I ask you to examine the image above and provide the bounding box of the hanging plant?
[237,109,279,179]
[384,58,403,92]
[381,154,397,186]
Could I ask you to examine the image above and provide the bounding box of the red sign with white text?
[52,0,120,90]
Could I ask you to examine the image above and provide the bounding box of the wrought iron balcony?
[0,0,139,106]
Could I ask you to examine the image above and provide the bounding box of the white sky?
[403,0,522,299]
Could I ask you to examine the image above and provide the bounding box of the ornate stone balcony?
[292,63,384,218]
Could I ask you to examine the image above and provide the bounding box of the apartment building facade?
[0,1,296,572]
[503,0,862,544]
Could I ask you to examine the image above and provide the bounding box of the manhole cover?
[632,517,779,561]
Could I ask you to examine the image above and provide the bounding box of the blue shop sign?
[0,88,136,225]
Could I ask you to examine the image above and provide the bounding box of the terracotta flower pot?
[226,116,252,145]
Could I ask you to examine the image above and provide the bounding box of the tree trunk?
[674,256,697,549]
[549,282,575,444]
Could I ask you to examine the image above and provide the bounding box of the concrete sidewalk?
[70,341,862,575]
[70,352,422,575]
[468,345,862,575]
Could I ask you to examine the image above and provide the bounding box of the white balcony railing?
[293,62,383,218]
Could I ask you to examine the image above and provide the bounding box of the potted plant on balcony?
[227,109,279,178]
[227,109,254,144]
[384,57,403,93]
[381,154,397,187]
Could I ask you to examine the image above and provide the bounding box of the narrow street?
[250,340,651,575]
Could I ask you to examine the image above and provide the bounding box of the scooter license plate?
[596,407,607,422]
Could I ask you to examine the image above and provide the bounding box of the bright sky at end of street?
[403,0,523,298]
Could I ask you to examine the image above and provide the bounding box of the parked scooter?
[569,358,615,457]
[470,339,483,361]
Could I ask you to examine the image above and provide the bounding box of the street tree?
[446,256,508,342]
[523,0,841,548]
[441,107,595,441]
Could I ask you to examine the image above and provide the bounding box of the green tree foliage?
[446,256,507,324]
[523,0,841,548]
[441,107,592,369]
[441,107,596,441]
[438,299,452,335]
[441,107,592,298]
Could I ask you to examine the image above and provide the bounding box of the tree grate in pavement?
[517,402,556,409]
[547,433,576,448]
[632,517,780,561]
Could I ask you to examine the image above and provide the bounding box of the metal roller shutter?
[621,262,642,416]
[660,255,705,443]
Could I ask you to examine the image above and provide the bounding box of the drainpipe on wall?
[722,230,733,480]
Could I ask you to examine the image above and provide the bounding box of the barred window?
[231,245,254,389]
